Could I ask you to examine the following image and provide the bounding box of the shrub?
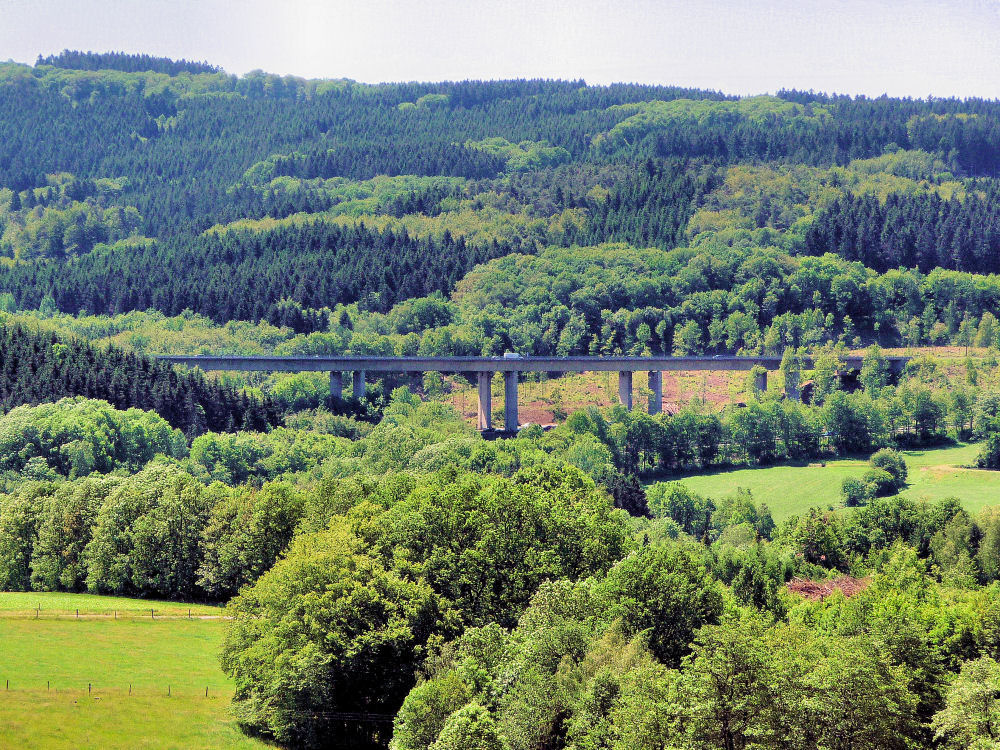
[841,477,871,507]
[870,448,908,490]
[978,433,1000,470]
[862,467,897,497]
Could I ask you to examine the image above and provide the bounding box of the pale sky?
[2,0,999,98]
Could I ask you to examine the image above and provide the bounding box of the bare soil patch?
[787,576,870,601]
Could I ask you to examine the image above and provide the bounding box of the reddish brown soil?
[661,371,733,411]
[786,576,870,601]
[441,370,743,427]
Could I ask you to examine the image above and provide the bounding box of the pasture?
[0,591,223,618]
[662,442,1000,521]
[0,593,267,749]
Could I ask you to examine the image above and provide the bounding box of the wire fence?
[0,679,228,699]
[0,606,229,621]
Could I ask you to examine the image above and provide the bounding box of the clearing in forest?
[663,442,999,521]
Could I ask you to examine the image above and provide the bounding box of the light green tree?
[430,703,503,750]
[673,320,703,355]
[932,656,1000,749]
[860,343,890,396]
[976,312,1000,349]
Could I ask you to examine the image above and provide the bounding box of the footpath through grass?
[0,593,268,749]
[662,442,1000,521]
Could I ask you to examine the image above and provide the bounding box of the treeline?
[386,540,999,750]
[805,183,1000,273]
[0,324,278,434]
[19,228,1000,363]
[35,50,222,75]
[0,464,303,601]
[557,354,965,478]
[221,463,631,745]
[628,92,1000,176]
[0,221,523,319]
[0,397,354,487]
[355,242,1000,360]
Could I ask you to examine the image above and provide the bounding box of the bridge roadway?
[157,354,909,433]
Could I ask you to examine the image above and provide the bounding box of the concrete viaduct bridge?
[157,354,910,433]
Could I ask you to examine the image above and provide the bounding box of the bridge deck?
[157,353,909,431]
[156,354,907,374]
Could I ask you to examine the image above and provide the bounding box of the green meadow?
[663,442,1000,521]
[0,594,267,749]
[0,591,223,617]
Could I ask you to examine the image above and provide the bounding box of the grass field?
[661,442,1000,521]
[0,591,223,618]
[0,593,268,749]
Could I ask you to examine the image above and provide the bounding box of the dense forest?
[8,52,1000,749]
[35,50,222,75]
[0,324,278,435]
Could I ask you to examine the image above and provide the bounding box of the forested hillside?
[10,52,1000,750]
[4,60,1000,357]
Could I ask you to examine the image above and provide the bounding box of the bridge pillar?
[478,372,493,431]
[504,371,519,432]
[784,371,800,401]
[754,370,767,394]
[648,371,662,415]
[329,371,342,400]
[352,370,366,399]
[618,371,633,410]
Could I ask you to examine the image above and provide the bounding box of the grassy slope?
[0,594,268,749]
[662,443,999,521]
